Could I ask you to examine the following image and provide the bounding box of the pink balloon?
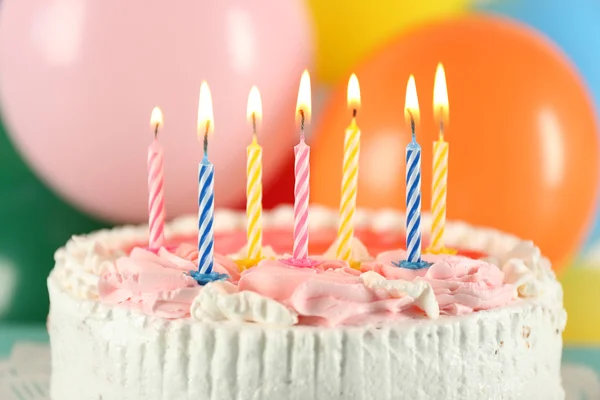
[0,0,313,223]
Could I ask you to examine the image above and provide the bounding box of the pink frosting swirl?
[361,250,515,315]
[173,243,241,282]
[98,244,239,318]
[98,243,515,323]
[238,260,423,327]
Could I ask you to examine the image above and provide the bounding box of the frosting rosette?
[191,281,298,326]
[98,245,238,318]
[174,243,242,282]
[362,250,516,315]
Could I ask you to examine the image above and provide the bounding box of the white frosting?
[227,245,278,260]
[54,234,124,299]
[370,208,405,232]
[308,204,339,230]
[503,259,537,294]
[267,205,296,229]
[353,208,373,229]
[322,236,372,262]
[212,209,245,232]
[495,241,560,302]
[360,271,439,319]
[191,281,298,326]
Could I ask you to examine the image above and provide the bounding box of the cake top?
[51,206,561,328]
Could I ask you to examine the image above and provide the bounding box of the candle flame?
[246,85,263,128]
[347,73,361,111]
[433,63,449,125]
[404,75,420,125]
[150,106,164,130]
[295,70,312,127]
[197,81,214,137]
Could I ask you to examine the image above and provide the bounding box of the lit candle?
[147,106,165,250]
[246,86,263,260]
[404,75,423,264]
[197,81,216,275]
[336,74,361,262]
[293,70,312,261]
[190,82,228,285]
[429,63,453,254]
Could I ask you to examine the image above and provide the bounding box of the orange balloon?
[311,15,599,272]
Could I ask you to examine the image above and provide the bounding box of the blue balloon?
[477,0,600,252]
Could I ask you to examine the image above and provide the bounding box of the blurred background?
[0,0,599,350]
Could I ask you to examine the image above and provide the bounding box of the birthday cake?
[48,69,565,399]
[47,205,565,400]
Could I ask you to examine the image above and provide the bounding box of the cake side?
[48,271,564,400]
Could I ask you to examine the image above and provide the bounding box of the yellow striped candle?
[337,74,361,261]
[430,63,451,254]
[246,86,263,260]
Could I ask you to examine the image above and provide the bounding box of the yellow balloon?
[561,266,600,344]
[306,0,471,83]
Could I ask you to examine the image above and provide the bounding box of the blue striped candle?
[190,81,228,284]
[404,75,422,265]
[405,134,422,263]
[198,155,214,274]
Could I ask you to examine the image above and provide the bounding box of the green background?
[0,119,109,322]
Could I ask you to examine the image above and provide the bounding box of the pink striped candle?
[293,138,310,259]
[148,107,166,249]
[292,70,312,261]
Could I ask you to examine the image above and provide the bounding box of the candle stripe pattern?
[246,144,262,259]
[198,161,215,274]
[431,140,448,252]
[337,126,360,261]
[147,141,165,248]
[293,141,310,260]
[406,142,422,263]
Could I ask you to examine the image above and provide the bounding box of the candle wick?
[299,109,305,141]
[203,120,210,156]
[438,106,446,140]
[352,108,357,118]
[154,123,159,139]
[408,110,416,140]
[252,113,257,137]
